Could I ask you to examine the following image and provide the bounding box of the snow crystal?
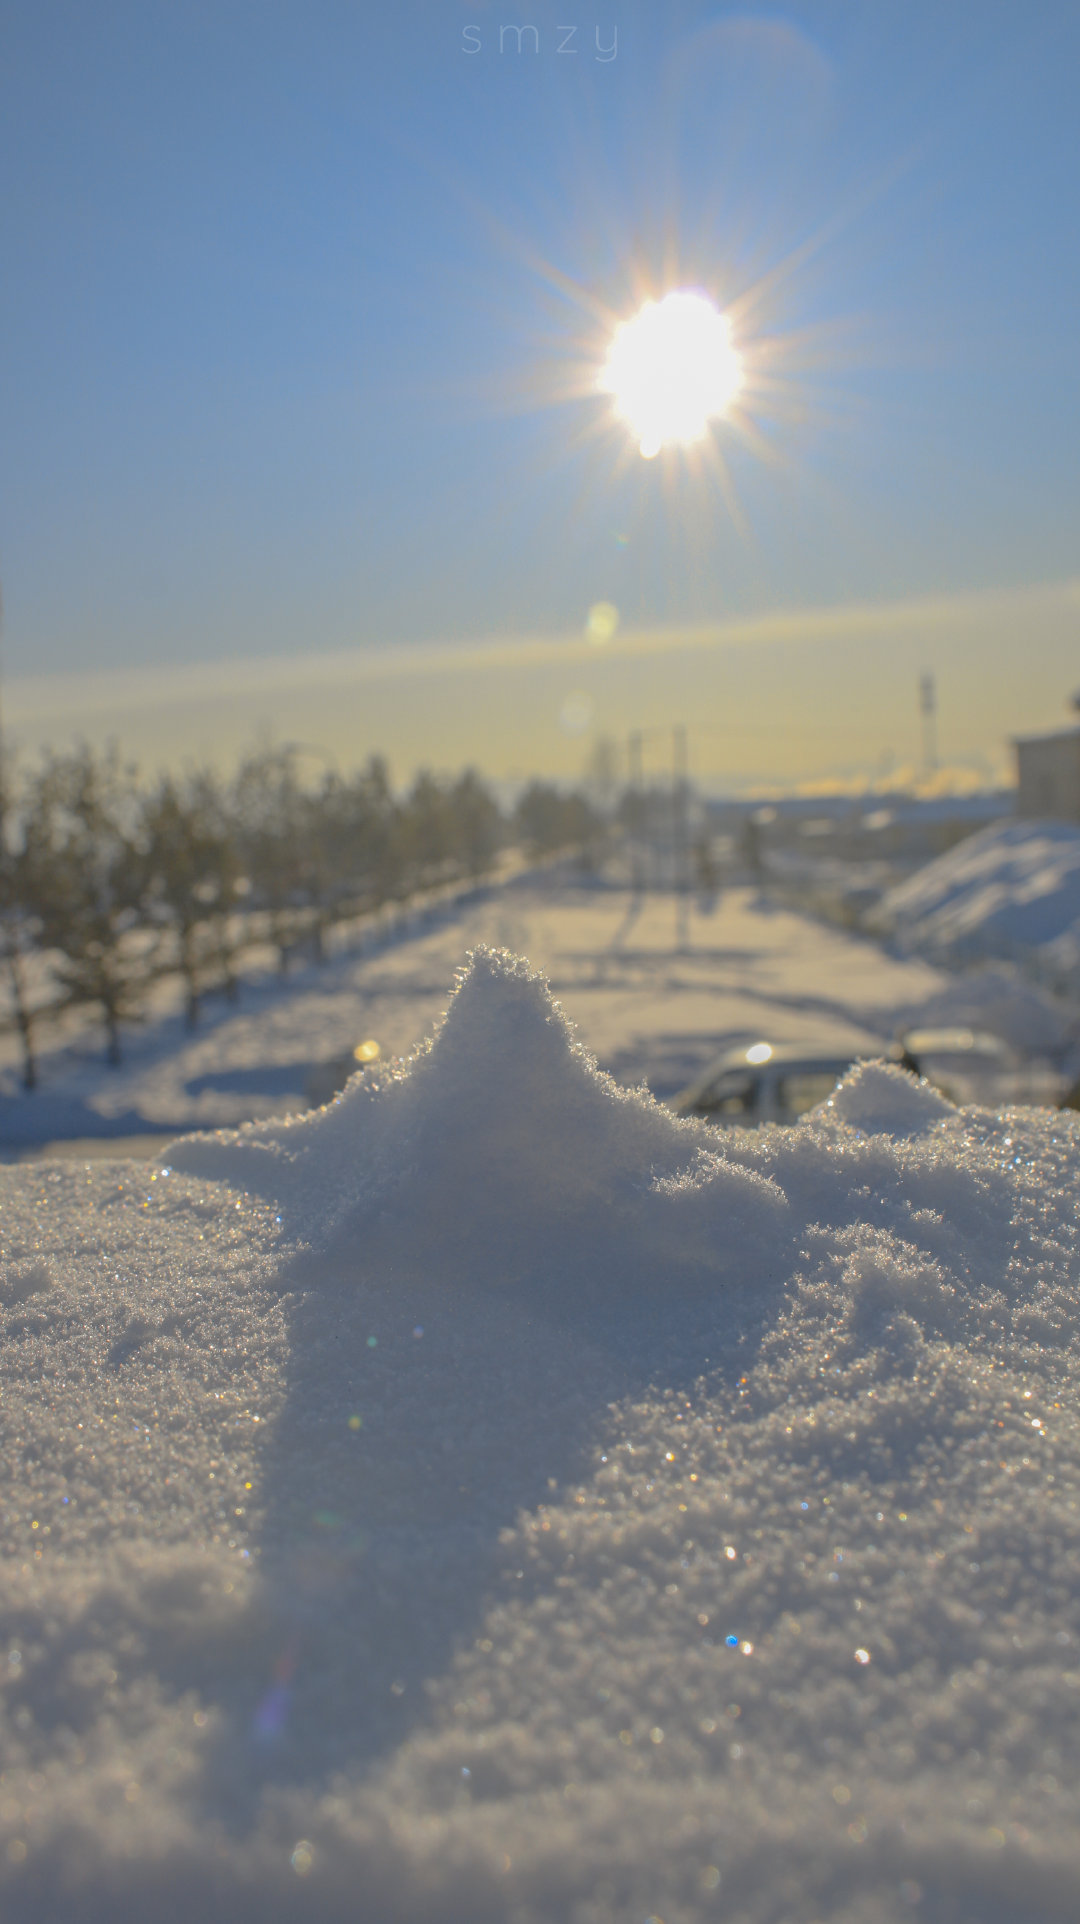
[0,947,1079,1920]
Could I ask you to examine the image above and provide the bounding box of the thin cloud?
[8,576,1079,725]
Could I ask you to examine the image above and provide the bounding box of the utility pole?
[672,723,690,950]
[919,673,938,778]
[627,728,644,895]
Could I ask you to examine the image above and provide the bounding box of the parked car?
[672,1038,900,1127]
[898,1027,1018,1106]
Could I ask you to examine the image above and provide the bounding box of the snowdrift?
[1,948,1080,1921]
[881,817,1080,980]
[167,947,791,1288]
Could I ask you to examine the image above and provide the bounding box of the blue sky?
[1,1,1078,783]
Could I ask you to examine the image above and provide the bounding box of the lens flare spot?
[586,601,619,643]
[353,1039,380,1063]
[560,691,595,736]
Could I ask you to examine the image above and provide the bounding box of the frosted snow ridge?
[0,947,1079,1920]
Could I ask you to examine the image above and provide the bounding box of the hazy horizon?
[5,573,1077,795]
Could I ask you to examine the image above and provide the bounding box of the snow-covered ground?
[2,947,1080,1921]
[5,871,1064,1152]
[879,819,1080,986]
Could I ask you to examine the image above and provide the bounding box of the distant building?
[1014,715,1080,821]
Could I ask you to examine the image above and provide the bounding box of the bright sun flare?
[599,290,744,459]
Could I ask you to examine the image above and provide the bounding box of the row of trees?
[0,746,604,1086]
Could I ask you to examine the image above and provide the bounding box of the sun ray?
[696,436,752,541]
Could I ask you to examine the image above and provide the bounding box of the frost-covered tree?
[514,782,598,861]
[140,771,240,1026]
[397,769,502,895]
[0,749,41,1090]
[446,769,502,879]
[344,753,401,906]
[230,746,309,971]
[399,771,456,894]
[20,746,149,1066]
[302,756,401,940]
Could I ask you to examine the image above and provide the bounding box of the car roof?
[696,1039,895,1079]
[900,1026,1009,1057]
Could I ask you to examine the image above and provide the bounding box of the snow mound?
[5,949,1080,1919]
[881,817,1080,972]
[823,1057,957,1138]
[167,947,790,1287]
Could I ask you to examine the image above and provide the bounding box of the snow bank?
[881,818,1080,981]
[2,948,1080,1921]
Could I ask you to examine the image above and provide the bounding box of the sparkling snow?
[0,946,1079,1920]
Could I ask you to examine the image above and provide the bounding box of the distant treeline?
[0,744,605,1084]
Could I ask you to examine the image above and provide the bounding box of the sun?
[598,290,744,458]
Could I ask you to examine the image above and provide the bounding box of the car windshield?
[696,1069,756,1116]
[776,1068,848,1117]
